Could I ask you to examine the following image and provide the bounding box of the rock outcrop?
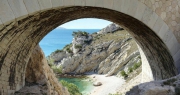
[72,31,93,54]
[48,28,141,76]
[98,23,123,34]
[15,45,69,95]
[47,51,69,65]
[126,74,180,95]
[93,82,102,86]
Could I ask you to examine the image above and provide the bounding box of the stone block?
[127,0,138,17]
[0,84,3,89]
[175,58,180,73]
[163,30,173,44]
[74,0,85,6]
[0,42,7,50]
[147,12,158,30]
[158,23,169,41]
[103,0,114,9]
[113,0,123,12]
[63,0,74,6]
[51,0,63,8]
[95,0,104,8]
[23,0,41,14]
[141,7,153,25]
[85,0,95,6]
[37,0,52,11]
[120,0,131,14]
[167,35,180,56]
[0,24,4,35]
[1,67,8,74]
[135,2,146,21]
[0,19,2,25]
[7,0,28,18]
[0,0,15,23]
[152,17,164,35]
[2,79,9,84]
[175,59,180,69]
[173,49,180,64]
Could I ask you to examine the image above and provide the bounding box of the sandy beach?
[88,74,125,95]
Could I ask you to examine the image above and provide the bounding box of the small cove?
[59,76,95,95]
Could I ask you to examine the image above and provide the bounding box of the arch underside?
[0,6,177,92]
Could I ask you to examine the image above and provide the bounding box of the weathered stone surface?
[7,0,28,18]
[138,0,180,42]
[47,51,69,65]
[72,33,92,54]
[16,45,69,95]
[25,46,46,84]
[126,74,180,95]
[0,0,16,23]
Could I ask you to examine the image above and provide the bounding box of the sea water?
[39,28,100,56]
[59,77,94,95]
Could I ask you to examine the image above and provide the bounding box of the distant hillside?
[57,27,66,29]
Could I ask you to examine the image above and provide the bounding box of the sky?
[58,18,112,29]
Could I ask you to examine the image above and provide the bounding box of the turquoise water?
[39,29,100,56]
[59,77,94,95]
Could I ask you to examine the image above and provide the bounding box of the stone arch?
[0,0,180,94]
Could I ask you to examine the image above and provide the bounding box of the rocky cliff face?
[72,32,93,54]
[48,25,141,76]
[15,45,69,95]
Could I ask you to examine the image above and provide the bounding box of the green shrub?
[63,43,72,50]
[54,49,63,53]
[60,80,82,95]
[133,61,142,70]
[75,45,82,49]
[133,64,139,70]
[48,63,53,67]
[92,32,97,35]
[84,40,91,44]
[66,47,73,53]
[72,31,89,38]
[137,55,141,59]
[128,67,133,73]
[120,70,128,78]
[47,58,54,67]
[52,66,62,74]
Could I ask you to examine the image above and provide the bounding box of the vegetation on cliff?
[120,60,142,78]
[47,28,141,79]
[72,31,89,38]
[60,80,82,95]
